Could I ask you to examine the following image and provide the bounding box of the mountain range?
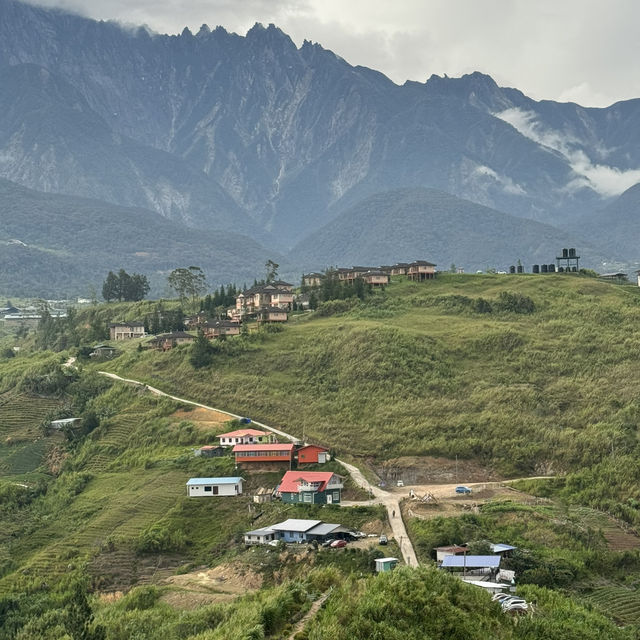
[0,0,639,296]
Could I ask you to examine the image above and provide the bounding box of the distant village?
[0,250,635,352]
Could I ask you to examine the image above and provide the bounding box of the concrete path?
[338,458,419,567]
[98,370,421,567]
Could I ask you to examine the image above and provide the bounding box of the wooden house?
[407,261,437,281]
[390,263,409,276]
[302,273,324,287]
[149,331,195,351]
[218,429,274,446]
[109,322,145,340]
[256,307,288,323]
[253,487,275,504]
[297,444,330,465]
[270,280,294,292]
[278,471,343,504]
[201,320,240,339]
[89,344,118,359]
[362,270,389,286]
[186,477,243,497]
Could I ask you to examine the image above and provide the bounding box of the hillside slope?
[289,188,604,271]
[569,182,640,261]
[0,178,287,297]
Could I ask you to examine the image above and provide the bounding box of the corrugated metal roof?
[233,443,294,452]
[441,555,501,568]
[186,477,243,486]
[270,519,322,532]
[245,526,276,536]
[490,544,517,553]
[306,523,343,536]
[218,429,268,438]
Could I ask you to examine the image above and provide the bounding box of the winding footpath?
[97,370,420,567]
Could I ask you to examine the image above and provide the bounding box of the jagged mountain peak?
[1,0,640,267]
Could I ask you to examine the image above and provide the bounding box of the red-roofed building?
[233,443,295,466]
[297,444,330,465]
[218,429,275,447]
[278,471,344,504]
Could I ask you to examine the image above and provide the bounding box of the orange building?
[233,443,295,465]
[297,444,330,465]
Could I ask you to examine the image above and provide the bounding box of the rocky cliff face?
[1,0,639,253]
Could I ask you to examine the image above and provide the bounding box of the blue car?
[455,486,472,494]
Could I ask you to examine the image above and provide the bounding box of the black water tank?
[509,265,516,274]
[569,248,576,257]
[548,264,556,273]
[533,264,540,274]
[541,264,548,273]
[572,266,578,272]
[517,265,523,273]
[558,266,564,272]
[562,248,569,258]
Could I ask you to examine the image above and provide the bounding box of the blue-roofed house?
[440,555,501,574]
[186,477,243,497]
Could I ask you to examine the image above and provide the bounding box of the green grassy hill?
[96,274,640,479]
[3,273,640,638]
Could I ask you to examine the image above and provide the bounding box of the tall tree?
[102,271,119,302]
[102,270,149,302]
[265,260,279,283]
[167,266,207,309]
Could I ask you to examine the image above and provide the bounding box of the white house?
[186,477,243,497]
[244,526,277,545]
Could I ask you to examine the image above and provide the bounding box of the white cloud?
[494,107,640,196]
[473,165,526,196]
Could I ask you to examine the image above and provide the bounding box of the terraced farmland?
[1,469,187,589]
[0,394,62,476]
[0,394,61,439]
[571,506,640,551]
[586,586,640,624]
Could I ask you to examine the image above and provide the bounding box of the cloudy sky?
[29,0,640,107]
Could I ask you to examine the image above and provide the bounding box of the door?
[327,494,333,504]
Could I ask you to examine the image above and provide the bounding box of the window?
[303,493,312,503]
[333,491,340,500]
[204,486,212,492]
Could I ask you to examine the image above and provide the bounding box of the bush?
[495,291,536,314]
[136,524,188,553]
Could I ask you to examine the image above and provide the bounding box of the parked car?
[455,486,472,494]
[321,539,337,548]
[492,593,513,602]
[330,539,347,548]
[350,531,367,539]
[379,534,388,545]
[501,599,527,609]
[396,480,404,487]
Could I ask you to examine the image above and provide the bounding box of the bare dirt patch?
[171,407,232,430]
[162,563,263,609]
[375,456,501,485]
